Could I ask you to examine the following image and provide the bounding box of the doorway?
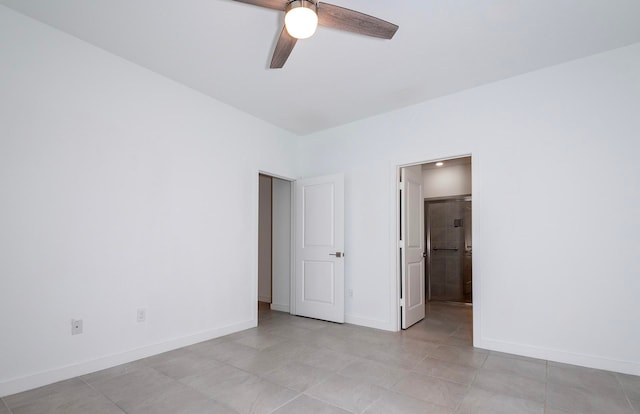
[257,173,292,324]
[257,172,346,325]
[398,156,472,330]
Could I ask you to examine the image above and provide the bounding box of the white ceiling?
[2,0,640,135]
[422,156,470,171]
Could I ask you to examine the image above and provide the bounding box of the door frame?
[391,154,478,339]
[255,170,296,324]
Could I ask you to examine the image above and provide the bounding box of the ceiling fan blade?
[270,26,297,68]
[318,3,398,39]
[230,0,288,11]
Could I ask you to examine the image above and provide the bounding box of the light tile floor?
[2,303,638,413]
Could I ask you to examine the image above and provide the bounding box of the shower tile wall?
[428,200,472,302]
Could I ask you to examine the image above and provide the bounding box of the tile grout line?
[543,360,549,414]
[614,373,637,413]
[263,390,302,414]
[205,357,306,413]
[401,314,479,413]
[451,354,484,414]
[79,376,129,414]
[81,362,247,414]
[301,387,356,414]
[408,352,431,375]
[358,395,379,414]
[1,397,14,414]
[202,319,347,396]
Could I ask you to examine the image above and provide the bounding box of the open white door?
[401,165,425,329]
[294,174,345,323]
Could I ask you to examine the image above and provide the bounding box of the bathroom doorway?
[422,156,472,304]
[398,155,472,330]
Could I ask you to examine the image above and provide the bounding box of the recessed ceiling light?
[435,162,444,167]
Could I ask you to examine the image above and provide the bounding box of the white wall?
[258,175,272,303]
[0,6,297,396]
[271,178,291,313]
[423,163,471,199]
[298,43,640,375]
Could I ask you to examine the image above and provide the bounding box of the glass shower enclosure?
[425,198,472,303]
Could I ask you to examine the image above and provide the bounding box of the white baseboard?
[345,314,394,331]
[0,320,256,397]
[270,303,290,313]
[476,336,640,376]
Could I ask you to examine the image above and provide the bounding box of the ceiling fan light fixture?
[285,0,318,40]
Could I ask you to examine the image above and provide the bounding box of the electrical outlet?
[348,289,354,298]
[137,308,147,323]
[71,319,83,335]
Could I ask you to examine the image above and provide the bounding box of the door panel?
[406,179,423,249]
[407,262,423,307]
[295,174,344,323]
[303,261,335,304]
[303,183,335,247]
[401,165,425,329]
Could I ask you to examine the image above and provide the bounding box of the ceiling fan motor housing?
[286,0,318,14]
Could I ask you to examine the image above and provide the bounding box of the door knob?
[329,252,343,258]
[422,251,427,258]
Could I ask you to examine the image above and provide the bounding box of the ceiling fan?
[231,0,399,68]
